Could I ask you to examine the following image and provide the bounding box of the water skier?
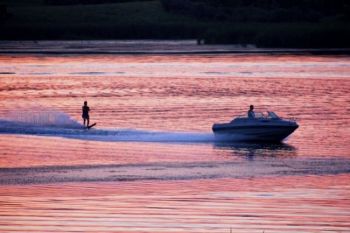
[82,101,90,127]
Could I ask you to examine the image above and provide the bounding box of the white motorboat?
[212,111,298,142]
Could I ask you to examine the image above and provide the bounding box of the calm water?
[0,52,350,232]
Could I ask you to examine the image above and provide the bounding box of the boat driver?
[248,105,255,118]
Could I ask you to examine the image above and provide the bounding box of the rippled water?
[0,52,350,232]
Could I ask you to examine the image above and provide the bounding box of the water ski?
[86,123,96,129]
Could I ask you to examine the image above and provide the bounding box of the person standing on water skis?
[82,101,90,127]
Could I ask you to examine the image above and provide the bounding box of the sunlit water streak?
[0,52,350,232]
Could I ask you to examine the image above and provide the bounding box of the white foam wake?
[0,118,216,143]
[0,110,246,143]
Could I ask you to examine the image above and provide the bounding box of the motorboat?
[212,111,298,142]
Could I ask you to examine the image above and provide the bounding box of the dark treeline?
[0,4,10,19]
[160,0,350,47]
[161,0,350,22]
[2,0,350,48]
[45,0,151,5]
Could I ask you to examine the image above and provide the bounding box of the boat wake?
[0,110,223,143]
[0,118,219,143]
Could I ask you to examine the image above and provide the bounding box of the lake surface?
[0,50,350,232]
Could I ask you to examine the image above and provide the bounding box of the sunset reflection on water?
[0,53,349,232]
[1,176,349,233]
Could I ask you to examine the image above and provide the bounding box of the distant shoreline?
[1,40,350,55]
[2,50,350,55]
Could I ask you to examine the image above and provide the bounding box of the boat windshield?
[267,111,280,119]
[254,112,265,118]
[233,111,280,120]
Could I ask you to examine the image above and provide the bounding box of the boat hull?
[212,124,299,142]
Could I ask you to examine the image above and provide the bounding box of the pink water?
[0,52,350,232]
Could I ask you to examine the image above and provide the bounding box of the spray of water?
[3,108,81,128]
